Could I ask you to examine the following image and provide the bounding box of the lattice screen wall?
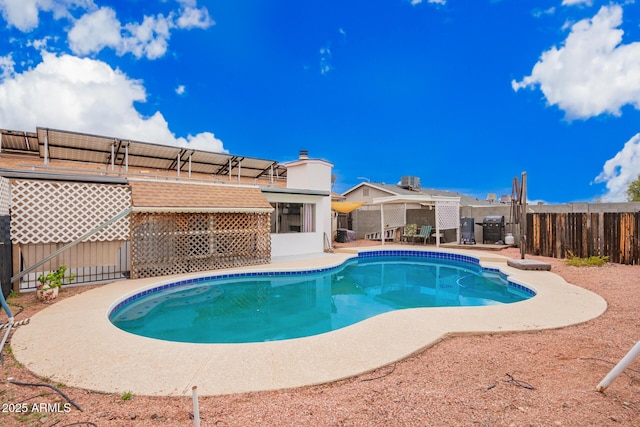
[436,200,460,230]
[131,211,271,279]
[10,180,131,244]
[382,204,405,228]
[0,177,10,216]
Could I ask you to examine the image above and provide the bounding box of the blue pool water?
[109,252,535,344]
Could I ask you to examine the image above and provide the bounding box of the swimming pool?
[14,247,607,396]
[110,251,535,343]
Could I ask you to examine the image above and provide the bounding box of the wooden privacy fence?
[526,212,640,265]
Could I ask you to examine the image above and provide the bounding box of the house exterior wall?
[277,155,333,257]
[264,192,328,257]
[343,185,393,203]
[286,160,332,192]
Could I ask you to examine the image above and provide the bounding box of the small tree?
[627,175,640,202]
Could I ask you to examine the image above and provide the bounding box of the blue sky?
[1,0,640,204]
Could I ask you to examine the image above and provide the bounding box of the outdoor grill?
[460,217,476,244]
[481,215,505,244]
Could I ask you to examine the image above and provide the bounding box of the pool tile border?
[109,249,536,319]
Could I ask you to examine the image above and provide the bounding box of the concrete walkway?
[11,247,607,396]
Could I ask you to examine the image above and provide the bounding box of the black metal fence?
[0,216,11,298]
[15,240,130,291]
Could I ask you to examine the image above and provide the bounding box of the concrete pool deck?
[11,246,607,396]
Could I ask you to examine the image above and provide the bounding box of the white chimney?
[299,149,309,160]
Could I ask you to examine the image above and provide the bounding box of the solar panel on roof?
[127,156,174,169]
[189,151,231,164]
[3,126,285,179]
[46,146,109,163]
[187,163,220,174]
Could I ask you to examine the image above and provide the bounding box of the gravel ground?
[1,246,639,426]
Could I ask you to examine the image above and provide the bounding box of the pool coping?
[11,246,607,396]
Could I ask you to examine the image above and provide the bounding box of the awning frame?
[371,194,461,247]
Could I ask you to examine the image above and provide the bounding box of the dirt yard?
[1,245,638,426]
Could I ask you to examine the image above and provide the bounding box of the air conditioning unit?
[400,176,420,190]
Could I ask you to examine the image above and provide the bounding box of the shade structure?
[0,127,287,181]
[331,201,365,214]
[371,194,460,247]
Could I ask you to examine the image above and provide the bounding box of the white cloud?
[512,5,640,120]
[410,0,446,4]
[26,35,53,50]
[0,52,227,153]
[175,84,185,95]
[68,8,174,60]
[562,0,593,6]
[532,7,556,18]
[320,46,332,75]
[120,14,173,60]
[0,0,94,32]
[176,5,214,29]
[0,53,15,80]
[4,1,214,60]
[68,7,121,56]
[595,134,640,202]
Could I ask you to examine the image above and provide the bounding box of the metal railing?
[11,208,132,291]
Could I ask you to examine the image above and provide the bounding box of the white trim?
[284,158,334,168]
[131,207,273,213]
[127,177,260,189]
[371,194,460,205]
[341,182,401,198]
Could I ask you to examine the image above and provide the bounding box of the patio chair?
[402,224,417,244]
[415,225,433,245]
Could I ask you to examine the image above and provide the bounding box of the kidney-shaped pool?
[109,251,535,343]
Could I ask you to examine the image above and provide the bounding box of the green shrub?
[565,250,609,267]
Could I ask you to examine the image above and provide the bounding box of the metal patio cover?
[371,194,461,247]
[0,127,287,180]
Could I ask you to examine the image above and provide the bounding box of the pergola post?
[111,141,115,171]
[435,201,440,248]
[380,204,385,245]
[124,143,129,172]
[44,131,49,165]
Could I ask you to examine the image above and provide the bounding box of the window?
[270,202,315,233]
[363,187,369,197]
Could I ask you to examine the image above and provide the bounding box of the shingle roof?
[352,182,493,206]
[129,180,273,211]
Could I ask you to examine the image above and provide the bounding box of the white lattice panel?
[0,177,10,216]
[436,200,460,230]
[11,180,131,244]
[382,204,405,228]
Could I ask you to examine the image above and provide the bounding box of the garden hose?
[7,377,84,412]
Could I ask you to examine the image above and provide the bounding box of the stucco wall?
[343,185,394,204]
[264,192,329,258]
[282,156,333,256]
